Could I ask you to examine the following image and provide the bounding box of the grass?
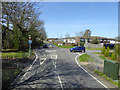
[94,70,118,87]
[2,51,34,59]
[2,68,21,89]
[93,52,101,54]
[58,45,74,48]
[52,43,74,49]
[86,47,102,50]
[79,54,95,62]
[99,55,107,60]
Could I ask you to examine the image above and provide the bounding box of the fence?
[87,53,104,72]
[85,43,103,48]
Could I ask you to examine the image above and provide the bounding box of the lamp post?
[28,35,32,57]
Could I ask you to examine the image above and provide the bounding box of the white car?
[49,44,53,48]
[58,43,63,46]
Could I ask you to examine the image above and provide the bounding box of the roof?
[79,36,115,40]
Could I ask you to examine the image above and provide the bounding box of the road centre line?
[75,53,108,88]
[52,61,63,90]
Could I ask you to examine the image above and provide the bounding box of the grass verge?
[2,51,34,59]
[86,47,102,50]
[93,52,101,54]
[58,45,74,48]
[94,70,118,87]
[79,54,95,62]
[52,43,74,49]
[2,68,21,89]
[99,55,107,60]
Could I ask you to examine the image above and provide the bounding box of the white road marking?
[23,52,38,77]
[14,52,39,88]
[75,53,108,88]
[40,58,47,65]
[52,61,63,90]
[50,54,57,60]
[46,50,56,52]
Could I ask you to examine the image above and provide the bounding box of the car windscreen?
[74,46,78,48]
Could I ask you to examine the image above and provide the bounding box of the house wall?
[63,39,75,43]
[65,43,74,46]
[75,37,80,45]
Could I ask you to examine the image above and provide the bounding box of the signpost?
[28,35,32,57]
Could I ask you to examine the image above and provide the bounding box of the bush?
[106,47,110,56]
[79,42,85,46]
[111,53,116,61]
[91,38,98,44]
[101,46,106,55]
[114,44,120,62]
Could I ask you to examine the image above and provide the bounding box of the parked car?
[104,44,115,49]
[43,44,48,48]
[49,44,53,48]
[70,46,86,52]
[58,43,63,46]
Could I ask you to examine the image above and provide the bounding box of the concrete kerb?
[76,53,118,88]
[75,53,108,88]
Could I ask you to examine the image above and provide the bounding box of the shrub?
[111,53,116,61]
[101,46,106,55]
[106,47,110,56]
[104,50,107,57]
[103,47,109,57]
[114,44,120,62]
[79,42,85,46]
[91,38,98,44]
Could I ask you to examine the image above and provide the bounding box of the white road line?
[50,54,58,60]
[40,58,47,65]
[23,52,38,77]
[52,61,63,90]
[75,53,108,88]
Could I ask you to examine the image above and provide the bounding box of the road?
[11,44,107,89]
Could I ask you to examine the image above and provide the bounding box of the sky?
[38,2,118,38]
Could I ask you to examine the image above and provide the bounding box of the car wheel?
[82,50,85,53]
[72,50,74,52]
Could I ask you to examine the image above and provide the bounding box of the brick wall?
[65,43,74,46]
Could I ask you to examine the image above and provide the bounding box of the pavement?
[10,44,118,89]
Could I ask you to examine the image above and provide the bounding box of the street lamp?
[28,35,32,57]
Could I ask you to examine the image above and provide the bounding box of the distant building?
[75,36,116,45]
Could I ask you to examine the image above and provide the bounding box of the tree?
[83,29,91,37]
[75,31,84,37]
[91,38,98,44]
[2,2,47,50]
[65,32,70,38]
[79,41,84,46]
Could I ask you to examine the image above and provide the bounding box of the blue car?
[70,46,86,52]
[43,44,48,48]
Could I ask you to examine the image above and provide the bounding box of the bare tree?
[65,32,70,38]
[75,31,84,37]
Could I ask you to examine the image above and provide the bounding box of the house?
[75,36,116,45]
[62,37,76,46]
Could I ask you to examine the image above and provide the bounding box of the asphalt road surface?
[11,44,108,89]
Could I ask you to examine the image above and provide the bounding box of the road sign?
[28,40,32,44]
